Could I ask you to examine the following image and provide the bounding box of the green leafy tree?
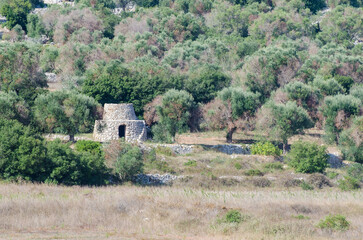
[335,75,354,93]
[350,85,363,103]
[46,139,83,185]
[302,0,326,14]
[321,94,361,143]
[258,101,313,152]
[0,119,49,181]
[0,91,29,124]
[33,91,101,142]
[185,65,231,103]
[0,42,47,104]
[317,6,363,47]
[287,141,328,173]
[203,88,260,143]
[83,60,177,115]
[74,140,109,185]
[114,143,143,181]
[312,77,344,96]
[219,88,260,142]
[339,116,363,163]
[0,0,32,30]
[26,14,45,38]
[244,41,308,102]
[154,89,195,142]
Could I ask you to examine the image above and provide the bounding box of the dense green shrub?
[338,176,360,191]
[75,140,103,155]
[350,85,363,102]
[74,140,108,185]
[263,162,283,172]
[0,0,32,30]
[300,181,314,190]
[302,0,326,13]
[287,141,328,173]
[0,119,48,182]
[244,169,264,176]
[334,75,354,93]
[225,210,243,224]
[312,77,344,96]
[114,143,144,181]
[339,117,363,163]
[318,215,350,231]
[185,65,231,103]
[346,163,363,182]
[26,14,45,38]
[327,171,339,179]
[317,6,363,47]
[250,141,282,156]
[0,91,29,124]
[45,140,83,185]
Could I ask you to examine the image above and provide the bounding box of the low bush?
[300,181,314,190]
[74,140,102,155]
[347,163,363,182]
[184,160,197,167]
[283,178,302,188]
[244,169,264,176]
[250,142,282,156]
[263,162,283,172]
[114,143,144,181]
[318,215,350,231]
[287,141,328,173]
[144,151,175,173]
[46,139,108,186]
[338,176,360,191]
[252,178,271,188]
[307,173,332,189]
[155,146,175,156]
[234,162,242,170]
[225,210,243,224]
[294,214,310,220]
[327,171,339,179]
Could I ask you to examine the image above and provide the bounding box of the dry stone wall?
[94,120,146,142]
[93,103,146,142]
[103,104,137,121]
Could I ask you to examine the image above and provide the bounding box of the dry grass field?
[0,183,362,240]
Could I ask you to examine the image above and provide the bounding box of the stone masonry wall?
[94,120,146,142]
[103,104,137,121]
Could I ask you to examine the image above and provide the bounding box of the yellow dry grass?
[0,183,362,240]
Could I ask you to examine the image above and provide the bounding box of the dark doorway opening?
[118,125,126,139]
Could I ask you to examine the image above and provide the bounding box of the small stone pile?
[165,144,194,155]
[210,144,250,155]
[134,174,179,186]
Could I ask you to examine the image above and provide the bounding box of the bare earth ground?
[0,183,362,240]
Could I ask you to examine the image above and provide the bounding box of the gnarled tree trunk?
[226,127,237,143]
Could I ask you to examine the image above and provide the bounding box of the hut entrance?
[118,125,126,139]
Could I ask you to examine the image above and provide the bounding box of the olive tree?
[153,89,195,142]
[0,0,31,30]
[258,101,313,153]
[321,94,361,144]
[33,91,101,142]
[203,87,260,143]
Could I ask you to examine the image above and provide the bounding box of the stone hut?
[93,104,146,142]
